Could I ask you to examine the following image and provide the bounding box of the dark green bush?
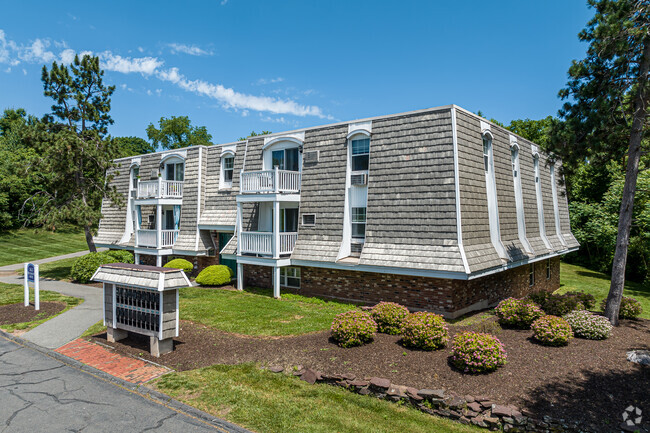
[529,290,593,316]
[163,258,193,273]
[195,265,232,286]
[106,249,134,264]
[600,296,643,319]
[71,252,114,283]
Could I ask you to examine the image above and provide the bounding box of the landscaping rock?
[471,416,487,428]
[627,349,650,366]
[492,404,513,417]
[300,368,321,385]
[474,395,491,402]
[358,387,371,396]
[340,373,356,381]
[405,387,422,401]
[268,365,284,373]
[368,377,390,390]
[387,385,408,398]
[417,389,445,400]
[449,410,462,420]
[458,416,470,425]
[434,409,451,418]
[464,395,475,403]
[347,379,369,388]
[484,416,500,427]
[480,400,495,409]
[320,372,342,381]
[467,402,483,413]
[445,396,466,410]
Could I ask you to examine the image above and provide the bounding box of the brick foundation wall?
[242,257,560,318]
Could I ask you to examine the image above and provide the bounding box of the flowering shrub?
[450,332,507,374]
[528,290,593,316]
[400,312,449,350]
[531,315,573,346]
[331,310,377,348]
[564,310,612,340]
[495,298,544,328]
[600,297,643,319]
[370,302,410,335]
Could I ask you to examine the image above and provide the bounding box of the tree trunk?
[84,224,97,253]
[605,38,650,326]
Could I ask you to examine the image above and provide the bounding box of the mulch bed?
[0,302,66,326]
[91,316,650,432]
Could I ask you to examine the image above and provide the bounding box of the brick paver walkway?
[55,339,170,384]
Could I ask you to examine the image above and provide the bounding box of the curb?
[0,329,251,433]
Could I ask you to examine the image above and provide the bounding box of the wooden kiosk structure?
[91,263,190,357]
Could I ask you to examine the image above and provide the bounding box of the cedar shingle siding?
[95,104,578,279]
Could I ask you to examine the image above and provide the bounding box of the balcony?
[136,229,179,248]
[239,231,298,256]
[240,168,301,194]
[137,179,183,199]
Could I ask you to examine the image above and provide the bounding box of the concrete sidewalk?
[0,247,107,272]
[0,273,103,349]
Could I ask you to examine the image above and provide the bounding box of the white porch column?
[273,200,280,259]
[156,255,162,267]
[134,252,140,264]
[236,202,243,256]
[134,205,141,247]
[272,266,281,298]
[156,204,162,249]
[237,262,243,291]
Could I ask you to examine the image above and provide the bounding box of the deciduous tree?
[146,116,212,150]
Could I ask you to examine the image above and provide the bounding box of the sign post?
[24,263,39,310]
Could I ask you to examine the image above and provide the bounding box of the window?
[510,144,531,253]
[166,162,184,181]
[351,138,370,171]
[131,166,139,189]
[483,137,490,172]
[550,163,566,247]
[271,148,299,171]
[533,154,551,249]
[529,263,535,287]
[482,133,508,260]
[546,259,551,279]
[351,207,366,239]
[511,147,517,178]
[280,267,300,288]
[280,208,299,232]
[221,156,234,187]
[302,214,316,226]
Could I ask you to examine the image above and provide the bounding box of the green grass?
[155,364,480,433]
[559,262,650,319]
[0,228,88,266]
[0,282,83,332]
[27,256,78,281]
[81,320,107,338]
[179,286,355,336]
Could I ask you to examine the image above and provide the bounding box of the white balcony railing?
[137,179,183,199]
[136,229,179,248]
[240,168,301,194]
[239,231,298,256]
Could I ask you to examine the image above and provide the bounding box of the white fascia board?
[466,247,579,280]
[134,198,183,206]
[171,249,207,256]
[236,256,291,267]
[220,143,237,156]
[159,149,188,161]
[90,267,103,283]
[347,121,372,139]
[221,254,237,261]
[289,259,470,280]
[92,278,159,291]
[236,194,301,203]
[451,108,471,274]
[94,243,133,250]
[134,247,173,255]
[197,224,235,231]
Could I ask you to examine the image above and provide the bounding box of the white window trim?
[351,206,367,242]
[280,266,301,288]
[533,154,552,250]
[262,140,302,172]
[509,139,533,254]
[482,130,509,261]
[219,151,235,189]
[550,163,567,247]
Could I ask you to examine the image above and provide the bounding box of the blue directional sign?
[27,263,35,283]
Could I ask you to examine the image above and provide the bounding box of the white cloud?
[137,46,144,53]
[156,67,329,118]
[99,52,163,75]
[220,0,228,5]
[167,43,213,57]
[19,38,56,63]
[254,77,284,85]
[60,48,76,64]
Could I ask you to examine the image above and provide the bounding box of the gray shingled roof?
[91,263,190,290]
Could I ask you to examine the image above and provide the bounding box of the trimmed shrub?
[495,298,544,328]
[564,310,612,340]
[600,296,643,320]
[226,266,235,278]
[400,312,449,350]
[71,252,112,283]
[531,315,573,346]
[370,302,410,335]
[331,310,377,348]
[105,249,134,264]
[163,258,193,273]
[450,332,507,374]
[529,290,594,316]
[195,265,232,286]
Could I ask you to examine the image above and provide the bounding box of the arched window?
[482,131,508,260]
[160,155,184,181]
[510,142,532,253]
[220,152,235,189]
[534,154,552,249]
[550,163,567,247]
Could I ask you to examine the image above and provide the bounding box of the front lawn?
[0,228,88,266]
[28,256,78,281]
[179,286,355,336]
[155,363,480,433]
[559,262,650,319]
[0,282,83,332]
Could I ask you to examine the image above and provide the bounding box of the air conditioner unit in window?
[350,242,364,255]
[350,173,367,185]
[302,214,316,226]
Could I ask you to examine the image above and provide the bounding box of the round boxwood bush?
[370,302,410,335]
[195,265,232,286]
[563,310,612,340]
[163,258,193,273]
[450,332,507,374]
[331,310,377,348]
[495,298,545,328]
[105,249,134,264]
[71,252,113,283]
[600,296,643,319]
[400,312,449,350]
[531,315,573,346]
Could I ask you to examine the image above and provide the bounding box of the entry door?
[218,232,237,278]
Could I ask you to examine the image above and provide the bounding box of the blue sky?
[0,0,593,144]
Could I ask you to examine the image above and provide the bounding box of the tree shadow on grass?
[519,359,649,432]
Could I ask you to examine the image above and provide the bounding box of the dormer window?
[483,137,490,172]
[271,148,299,171]
[131,166,139,190]
[165,161,184,181]
[221,155,234,188]
[351,138,370,172]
